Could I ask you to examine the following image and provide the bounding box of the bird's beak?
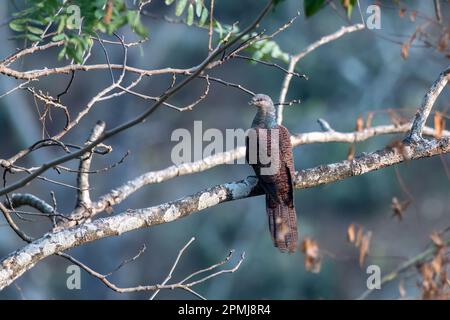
[248,99,256,106]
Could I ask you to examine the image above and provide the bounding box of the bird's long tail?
[266,195,298,253]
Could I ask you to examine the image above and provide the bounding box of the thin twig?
[150,237,195,300]
[358,237,450,299]
[277,23,365,124]
[208,0,215,53]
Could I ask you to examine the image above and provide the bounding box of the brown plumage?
[246,94,298,253]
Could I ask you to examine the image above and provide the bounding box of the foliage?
[304,0,356,18]
[165,0,290,63]
[165,0,209,26]
[8,0,346,65]
[9,0,148,63]
[242,33,290,63]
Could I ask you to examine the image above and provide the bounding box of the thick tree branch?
[2,193,54,214]
[1,136,449,290]
[407,66,450,142]
[76,121,106,209]
[59,122,449,226]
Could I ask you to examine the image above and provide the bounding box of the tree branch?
[277,23,365,124]
[57,122,449,227]
[406,66,450,142]
[76,121,106,209]
[1,136,449,290]
[0,1,274,197]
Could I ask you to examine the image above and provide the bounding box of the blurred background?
[0,0,449,299]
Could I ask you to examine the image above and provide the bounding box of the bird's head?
[249,94,274,110]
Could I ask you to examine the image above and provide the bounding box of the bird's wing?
[278,125,295,205]
[246,126,295,203]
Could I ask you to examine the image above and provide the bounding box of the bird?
[245,94,298,253]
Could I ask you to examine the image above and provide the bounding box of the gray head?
[249,94,274,110]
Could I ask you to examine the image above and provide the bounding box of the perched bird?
[246,94,298,253]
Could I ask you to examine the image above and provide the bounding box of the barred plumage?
[246,94,298,253]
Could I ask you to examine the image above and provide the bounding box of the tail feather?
[266,195,298,253]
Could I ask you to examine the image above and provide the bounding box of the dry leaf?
[359,231,372,267]
[301,237,322,273]
[391,197,411,221]
[418,231,449,299]
[342,0,350,9]
[434,112,446,139]
[355,226,363,247]
[347,223,356,243]
[365,112,374,129]
[437,32,449,52]
[431,254,443,275]
[409,11,417,22]
[401,43,410,60]
[419,263,436,299]
[398,8,406,18]
[388,110,405,127]
[103,0,114,24]
[347,144,356,161]
[430,231,444,247]
[356,115,364,132]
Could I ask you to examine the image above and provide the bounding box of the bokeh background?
[0,0,449,299]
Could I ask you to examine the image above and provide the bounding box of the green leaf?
[57,16,66,34]
[51,33,66,42]
[175,0,188,16]
[198,8,208,26]
[9,20,25,32]
[26,25,44,35]
[26,33,42,42]
[186,3,194,26]
[273,0,287,6]
[341,0,357,18]
[165,0,176,5]
[215,20,223,39]
[304,0,326,17]
[195,0,203,17]
[57,47,67,60]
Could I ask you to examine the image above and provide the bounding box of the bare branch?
[433,0,442,24]
[3,193,54,214]
[105,244,147,277]
[117,76,210,112]
[0,41,65,67]
[0,203,34,243]
[208,0,215,53]
[150,237,195,300]
[55,239,243,300]
[76,121,106,209]
[406,66,450,142]
[232,54,307,79]
[0,80,32,99]
[277,23,365,124]
[203,75,255,96]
